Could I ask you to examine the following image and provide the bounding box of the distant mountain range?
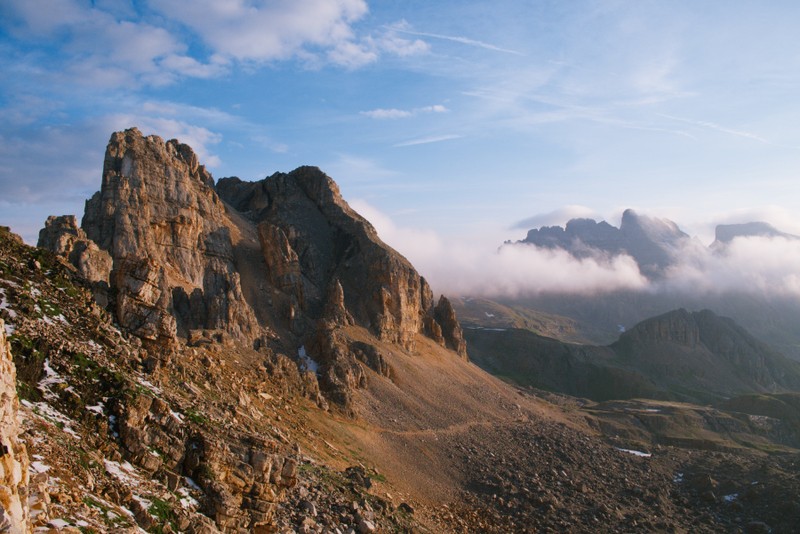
[516,208,798,278]
[486,210,800,360]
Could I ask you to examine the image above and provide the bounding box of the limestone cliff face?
[0,319,30,533]
[217,167,459,354]
[40,128,468,406]
[77,128,260,346]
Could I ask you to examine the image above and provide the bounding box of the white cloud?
[361,108,414,119]
[394,134,462,147]
[512,205,602,230]
[350,201,800,301]
[659,114,770,144]
[387,22,524,56]
[360,104,447,120]
[660,236,800,298]
[151,0,370,66]
[350,200,647,297]
[2,0,218,88]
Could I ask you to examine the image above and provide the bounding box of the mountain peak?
[39,127,468,408]
[520,208,689,278]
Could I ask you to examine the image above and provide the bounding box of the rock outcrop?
[38,215,112,285]
[0,319,30,533]
[39,128,468,407]
[434,296,468,359]
[217,168,438,351]
[43,129,261,348]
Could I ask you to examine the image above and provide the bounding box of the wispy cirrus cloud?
[658,113,769,144]
[394,134,463,147]
[361,104,448,120]
[387,21,524,56]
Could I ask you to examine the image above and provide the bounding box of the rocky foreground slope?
[1,129,799,532]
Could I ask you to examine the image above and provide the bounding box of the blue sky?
[3,0,800,255]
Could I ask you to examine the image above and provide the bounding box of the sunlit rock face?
[0,318,30,533]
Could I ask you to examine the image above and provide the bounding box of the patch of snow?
[298,345,320,374]
[21,400,81,439]
[29,286,41,298]
[178,487,200,509]
[673,472,684,483]
[615,447,651,458]
[724,493,738,502]
[185,476,202,490]
[47,519,71,529]
[3,322,14,335]
[642,408,661,413]
[86,403,105,415]
[31,461,51,473]
[463,326,507,332]
[41,313,68,326]
[618,324,626,333]
[104,459,140,486]
[131,494,152,513]
[0,288,17,319]
[484,312,495,317]
[38,358,67,399]
[170,410,185,422]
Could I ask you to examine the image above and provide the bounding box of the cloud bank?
[353,200,800,301]
[351,200,648,297]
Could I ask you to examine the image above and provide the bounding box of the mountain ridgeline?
[466,308,800,403]
[39,128,466,409]
[518,209,691,278]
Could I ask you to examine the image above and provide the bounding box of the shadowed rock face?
[40,128,466,405]
[218,167,444,353]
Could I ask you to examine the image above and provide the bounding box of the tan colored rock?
[218,167,440,352]
[38,215,112,285]
[433,295,468,360]
[79,128,261,344]
[0,318,31,534]
[257,222,304,310]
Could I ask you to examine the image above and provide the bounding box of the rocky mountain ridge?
[517,209,691,278]
[516,209,799,280]
[39,128,466,409]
